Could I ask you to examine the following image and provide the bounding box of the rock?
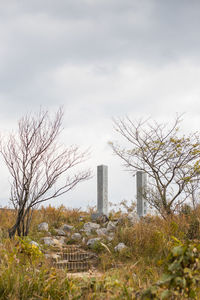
[83,222,100,234]
[53,238,65,247]
[60,224,74,232]
[91,213,109,223]
[71,233,82,241]
[127,212,139,224]
[107,221,116,231]
[56,237,66,245]
[99,214,109,223]
[87,237,101,248]
[42,237,54,246]
[30,241,39,248]
[96,228,108,236]
[91,213,101,221]
[41,237,63,247]
[114,243,127,252]
[83,222,100,230]
[38,222,49,232]
[54,229,66,236]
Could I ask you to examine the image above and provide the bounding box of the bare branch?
[0,108,91,237]
[110,115,200,217]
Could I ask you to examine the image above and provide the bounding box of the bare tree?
[0,108,91,238]
[110,116,200,217]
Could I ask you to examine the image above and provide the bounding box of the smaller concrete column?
[97,165,108,216]
[136,171,147,217]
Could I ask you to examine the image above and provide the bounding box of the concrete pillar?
[97,165,108,216]
[136,171,147,217]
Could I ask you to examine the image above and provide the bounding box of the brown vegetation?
[0,204,199,299]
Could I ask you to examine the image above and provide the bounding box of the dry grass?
[0,204,199,299]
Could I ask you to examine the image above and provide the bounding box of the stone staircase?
[45,245,99,272]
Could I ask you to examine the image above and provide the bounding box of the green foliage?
[141,238,200,299]
[16,238,43,263]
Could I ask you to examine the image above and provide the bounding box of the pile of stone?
[31,212,139,271]
[37,219,118,248]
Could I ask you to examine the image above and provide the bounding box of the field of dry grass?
[0,204,199,299]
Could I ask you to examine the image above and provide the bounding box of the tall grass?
[0,204,199,299]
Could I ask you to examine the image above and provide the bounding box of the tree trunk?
[8,206,25,238]
[22,207,32,236]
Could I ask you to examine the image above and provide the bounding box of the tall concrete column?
[136,171,147,217]
[97,165,108,216]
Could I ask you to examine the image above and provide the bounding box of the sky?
[0,0,200,211]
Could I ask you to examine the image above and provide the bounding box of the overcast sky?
[0,0,200,210]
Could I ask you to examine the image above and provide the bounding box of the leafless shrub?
[0,108,91,237]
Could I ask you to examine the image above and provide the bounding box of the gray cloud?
[0,1,200,209]
[1,0,200,100]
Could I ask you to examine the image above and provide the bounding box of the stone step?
[54,260,89,272]
[60,251,97,262]
[46,245,98,271]
[54,260,92,271]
